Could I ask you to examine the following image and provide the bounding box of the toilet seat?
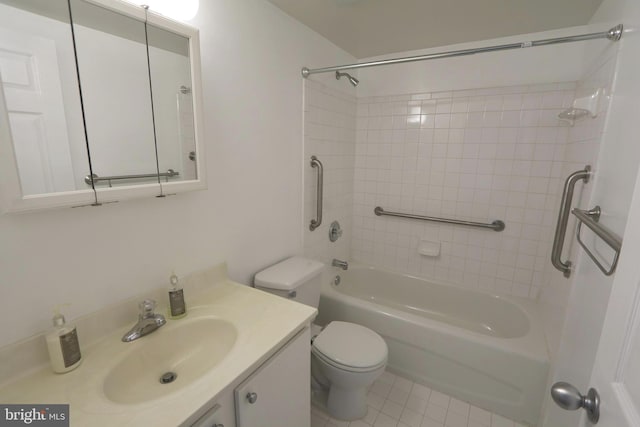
[312,321,387,373]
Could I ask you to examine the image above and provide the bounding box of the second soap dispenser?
[168,273,186,319]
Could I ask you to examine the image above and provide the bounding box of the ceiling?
[267,0,604,59]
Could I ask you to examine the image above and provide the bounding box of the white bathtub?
[316,264,548,426]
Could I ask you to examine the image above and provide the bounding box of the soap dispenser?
[168,273,186,319]
[45,306,82,373]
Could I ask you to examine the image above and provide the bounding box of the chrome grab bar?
[551,165,591,278]
[309,156,323,231]
[85,169,179,186]
[572,206,623,276]
[374,207,505,232]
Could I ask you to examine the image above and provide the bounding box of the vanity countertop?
[0,265,317,426]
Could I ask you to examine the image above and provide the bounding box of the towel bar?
[572,207,623,276]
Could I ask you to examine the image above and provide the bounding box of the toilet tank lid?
[254,256,324,291]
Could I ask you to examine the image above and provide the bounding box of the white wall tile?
[304,81,357,266]
[352,83,575,297]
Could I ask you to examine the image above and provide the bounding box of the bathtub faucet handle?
[332,259,348,270]
[329,221,343,242]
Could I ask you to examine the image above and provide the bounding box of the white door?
[581,167,640,426]
[0,27,75,195]
[549,165,640,427]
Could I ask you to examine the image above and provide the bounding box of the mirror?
[147,24,198,184]
[0,0,205,213]
[0,0,92,201]
[70,0,159,190]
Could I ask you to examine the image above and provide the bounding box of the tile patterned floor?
[311,370,529,427]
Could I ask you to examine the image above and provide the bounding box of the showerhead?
[336,71,359,87]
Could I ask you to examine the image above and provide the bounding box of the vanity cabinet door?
[190,400,234,427]
[185,387,235,427]
[234,328,310,427]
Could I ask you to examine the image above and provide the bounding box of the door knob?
[551,381,600,423]
[246,392,258,404]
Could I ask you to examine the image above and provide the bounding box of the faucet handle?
[139,299,157,316]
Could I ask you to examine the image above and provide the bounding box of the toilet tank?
[254,257,324,308]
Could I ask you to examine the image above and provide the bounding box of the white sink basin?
[104,317,237,404]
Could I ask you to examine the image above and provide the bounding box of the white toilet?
[254,256,388,421]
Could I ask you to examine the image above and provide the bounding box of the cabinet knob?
[246,392,258,404]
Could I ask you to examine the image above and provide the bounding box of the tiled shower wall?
[351,83,577,298]
[303,80,357,265]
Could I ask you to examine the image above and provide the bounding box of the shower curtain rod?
[301,24,623,78]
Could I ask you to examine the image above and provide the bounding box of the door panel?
[0,27,76,195]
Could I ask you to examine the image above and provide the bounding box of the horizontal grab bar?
[374,207,505,232]
[572,207,623,276]
[85,169,180,186]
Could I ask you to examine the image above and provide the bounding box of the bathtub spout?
[332,259,349,270]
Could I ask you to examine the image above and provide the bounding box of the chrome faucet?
[122,299,166,342]
[332,258,349,270]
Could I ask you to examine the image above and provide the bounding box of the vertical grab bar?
[551,165,591,277]
[309,156,323,231]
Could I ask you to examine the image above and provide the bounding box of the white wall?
[0,0,355,348]
[356,27,591,98]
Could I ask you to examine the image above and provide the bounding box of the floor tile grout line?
[314,369,528,427]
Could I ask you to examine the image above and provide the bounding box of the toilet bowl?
[311,321,387,420]
[253,257,388,421]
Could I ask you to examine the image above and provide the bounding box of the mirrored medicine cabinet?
[0,0,205,213]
